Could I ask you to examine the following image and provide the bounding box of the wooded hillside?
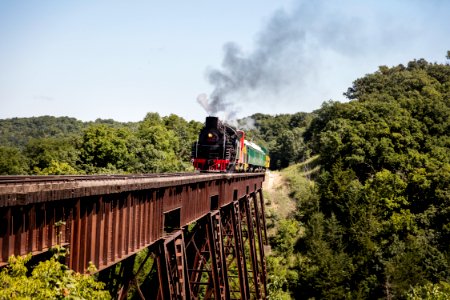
[263,56,450,299]
[0,114,202,175]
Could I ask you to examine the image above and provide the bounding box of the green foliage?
[0,116,84,149]
[0,146,28,175]
[25,137,80,175]
[79,124,138,173]
[266,256,294,300]
[295,212,355,299]
[0,113,202,175]
[271,219,301,256]
[36,160,80,175]
[163,114,203,161]
[0,254,110,299]
[242,112,314,169]
[264,55,450,299]
[293,56,450,298]
[407,281,450,300]
[135,113,184,172]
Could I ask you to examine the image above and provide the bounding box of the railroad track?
[0,172,266,184]
[0,172,209,184]
[0,172,265,207]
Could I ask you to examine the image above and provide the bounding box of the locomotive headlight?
[206,131,218,143]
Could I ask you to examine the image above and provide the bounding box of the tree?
[0,146,28,175]
[25,137,80,174]
[136,113,183,172]
[163,114,202,162]
[287,56,450,298]
[242,112,314,169]
[79,124,137,173]
[0,254,110,299]
[0,116,84,148]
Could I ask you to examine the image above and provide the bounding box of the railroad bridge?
[0,173,268,299]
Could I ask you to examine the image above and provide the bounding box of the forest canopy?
[0,114,202,175]
[265,56,450,298]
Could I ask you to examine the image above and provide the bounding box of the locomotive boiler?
[192,116,270,172]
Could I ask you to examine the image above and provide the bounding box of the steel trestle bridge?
[0,173,268,299]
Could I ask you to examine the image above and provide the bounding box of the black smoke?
[199,0,434,119]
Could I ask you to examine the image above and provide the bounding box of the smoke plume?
[198,0,421,120]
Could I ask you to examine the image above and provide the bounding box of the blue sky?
[1,1,449,122]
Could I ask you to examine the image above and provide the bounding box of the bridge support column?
[239,193,268,300]
[243,195,261,299]
[207,211,228,299]
[155,231,191,300]
[221,200,250,299]
[184,211,228,299]
[257,190,268,245]
[115,246,159,300]
[181,195,268,300]
[252,192,268,297]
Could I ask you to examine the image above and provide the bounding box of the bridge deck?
[0,172,265,273]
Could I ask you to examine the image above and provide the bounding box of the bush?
[0,254,110,299]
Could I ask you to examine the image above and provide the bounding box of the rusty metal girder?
[147,195,268,300]
[0,173,264,272]
[220,201,249,300]
[243,195,262,299]
[0,173,269,299]
[183,211,226,299]
[162,231,191,300]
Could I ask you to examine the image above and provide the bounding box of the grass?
[263,170,297,236]
[264,155,320,232]
[281,156,319,214]
[263,157,321,299]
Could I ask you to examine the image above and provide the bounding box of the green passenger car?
[244,140,268,170]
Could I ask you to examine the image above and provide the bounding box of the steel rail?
[0,172,202,183]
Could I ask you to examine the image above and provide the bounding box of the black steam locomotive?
[192,117,269,172]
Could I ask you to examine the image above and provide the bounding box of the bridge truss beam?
[143,190,268,300]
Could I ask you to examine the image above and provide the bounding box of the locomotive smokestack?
[205,116,219,128]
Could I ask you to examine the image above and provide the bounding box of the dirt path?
[263,171,296,220]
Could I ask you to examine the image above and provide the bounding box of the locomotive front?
[192,116,240,172]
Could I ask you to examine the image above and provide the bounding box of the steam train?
[192,116,270,172]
